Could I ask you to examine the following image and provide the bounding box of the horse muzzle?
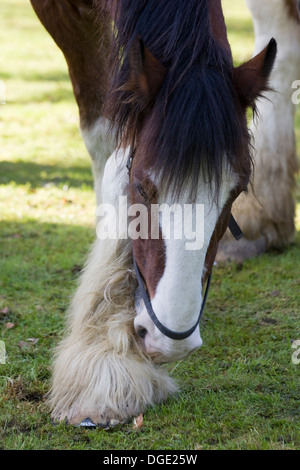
[134,312,203,363]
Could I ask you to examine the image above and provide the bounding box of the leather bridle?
[127,150,244,341]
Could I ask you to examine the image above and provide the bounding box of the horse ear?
[127,37,167,105]
[233,38,277,109]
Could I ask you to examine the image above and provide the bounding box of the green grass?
[0,0,299,450]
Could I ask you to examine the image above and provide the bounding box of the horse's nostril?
[137,327,148,339]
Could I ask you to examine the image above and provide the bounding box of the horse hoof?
[76,418,98,428]
[76,418,122,429]
[216,236,267,264]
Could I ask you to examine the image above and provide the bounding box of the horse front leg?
[30,0,114,204]
[49,234,176,427]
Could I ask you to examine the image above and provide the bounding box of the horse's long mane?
[97,0,252,197]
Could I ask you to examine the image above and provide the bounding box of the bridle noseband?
[127,149,244,341]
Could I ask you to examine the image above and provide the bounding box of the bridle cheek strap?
[134,256,212,341]
[133,214,243,341]
[228,214,244,241]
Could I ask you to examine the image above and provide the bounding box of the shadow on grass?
[8,87,75,105]
[0,68,75,104]
[0,160,94,189]
[0,219,95,301]
[0,220,95,371]
[0,69,70,83]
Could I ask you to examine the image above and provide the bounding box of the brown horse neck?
[30,0,111,128]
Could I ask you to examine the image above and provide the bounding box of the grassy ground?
[0,0,299,450]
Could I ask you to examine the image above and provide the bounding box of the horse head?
[105,0,277,363]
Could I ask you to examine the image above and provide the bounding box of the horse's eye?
[136,184,149,201]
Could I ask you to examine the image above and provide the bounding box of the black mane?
[99,0,251,196]
[143,64,250,198]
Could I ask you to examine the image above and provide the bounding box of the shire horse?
[218,0,300,262]
[30,0,276,427]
